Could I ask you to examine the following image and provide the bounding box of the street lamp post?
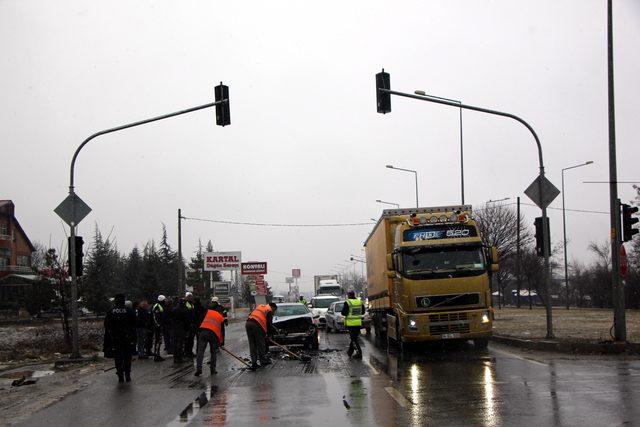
[62,87,230,359]
[561,161,594,309]
[376,199,400,209]
[377,73,556,338]
[386,165,418,207]
[415,91,464,204]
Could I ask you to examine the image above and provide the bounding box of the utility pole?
[178,209,183,295]
[516,197,521,308]
[607,0,626,341]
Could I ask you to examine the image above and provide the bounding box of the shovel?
[220,346,252,368]
[267,338,312,362]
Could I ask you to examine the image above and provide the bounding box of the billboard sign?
[213,281,230,295]
[292,268,301,278]
[204,251,241,271]
[241,262,268,275]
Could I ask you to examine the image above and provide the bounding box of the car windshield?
[312,297,340,308]
[403,246,485,277]
[332,302,345,312]
[275,305,310,317]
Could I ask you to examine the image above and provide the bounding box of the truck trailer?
[365,205,497,351]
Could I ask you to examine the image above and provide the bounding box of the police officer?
[104,293,136,382]
[171,298,191,364]
[298,296,307,306]
[245,303,278,371]
[152,295,166,362]
[341,291,363,359]
[184,292,196,357]
[195,297,226,377]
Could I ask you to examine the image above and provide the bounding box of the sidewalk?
[492,307,640,354]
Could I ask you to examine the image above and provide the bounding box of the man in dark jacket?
[135,300,151,359]
[171,298,192,364]
[104,293,136,382]
[184,292,196,357]
[152,295,166,362]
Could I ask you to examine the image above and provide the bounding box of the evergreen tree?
[187,239,206,295]
[123,246,143,299]
[82,225,123,314]
[140,241,160,299]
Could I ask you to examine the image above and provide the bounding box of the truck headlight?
[481,311,490,324]
[409,318,418,330]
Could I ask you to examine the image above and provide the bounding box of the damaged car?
[271,303,319,350]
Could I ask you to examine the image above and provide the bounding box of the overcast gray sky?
[2,0,639,294]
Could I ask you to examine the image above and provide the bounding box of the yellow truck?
[365,205,498,351]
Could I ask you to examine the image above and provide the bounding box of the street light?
[562,160,594,310]
[386,165,418,207]
[376,199,400,209]
[415,91,464,204]
[57,84,230,359]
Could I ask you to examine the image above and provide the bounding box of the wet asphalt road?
[17,321,640,426]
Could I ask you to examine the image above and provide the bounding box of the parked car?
[309,295,341,329]
[325,300,371,334]
[271,303,319,350]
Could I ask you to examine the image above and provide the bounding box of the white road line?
[385,386,412,408]
[492,347,547,366]
[364,358,380,375]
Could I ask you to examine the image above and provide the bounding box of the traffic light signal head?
[376,69,391,114]
[214,82,230,127]
[621,203,639,242]
[534,216,550,257]
[68,236,84,276]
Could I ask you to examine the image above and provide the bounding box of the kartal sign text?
[204,252,242,271]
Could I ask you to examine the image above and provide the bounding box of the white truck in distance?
[313,274,343,296]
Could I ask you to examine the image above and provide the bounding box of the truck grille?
[429,312,470,335]
[416,293,479,309]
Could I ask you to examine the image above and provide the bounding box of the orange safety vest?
[248,304,272,333]
[199,309,225,343]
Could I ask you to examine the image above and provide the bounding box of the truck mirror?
[386,253,394,270]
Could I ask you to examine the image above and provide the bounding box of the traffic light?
[376,69,391,114]
[214,82,230,127]
[621,203,639,242]
[68,236,84,277]
[534,216,550,257]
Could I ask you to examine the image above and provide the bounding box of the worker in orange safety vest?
[194,297,226,377]
[245,303,278,371]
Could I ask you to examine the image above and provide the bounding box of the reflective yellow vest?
[344,299,363,327]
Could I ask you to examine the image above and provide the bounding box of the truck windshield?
[312,297,340,308]
[402,246,485,278]
[317,286,342,295]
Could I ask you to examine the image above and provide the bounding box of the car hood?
[273,313,313,323]
[311,308,328,316]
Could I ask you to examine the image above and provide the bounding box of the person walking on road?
[152,295,166,362]
[104,293,136,383]
[245,303,278,371]
[195,297,226,377]
[184,292,196,357]
[171,298,191,364]
[341,291,363,359]
[135,300,151,359]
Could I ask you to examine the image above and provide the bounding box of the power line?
[519,202,608,215]
[182,216,373,227]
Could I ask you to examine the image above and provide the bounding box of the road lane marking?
[491,347,547,366]
[385,386,412,408]
[364,358,380,375]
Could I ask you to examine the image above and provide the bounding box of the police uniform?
[341,297,363,357]
[104,297,136,382]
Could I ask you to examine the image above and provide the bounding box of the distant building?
[0,200,36,308]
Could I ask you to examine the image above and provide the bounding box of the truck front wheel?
[474,338,489,350]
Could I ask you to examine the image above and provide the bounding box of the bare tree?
[475,204,532,307]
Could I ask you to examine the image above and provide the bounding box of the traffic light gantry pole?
[376,71,555,338]
[66,90,230,359]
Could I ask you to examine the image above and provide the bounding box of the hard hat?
[210,296,219,303]
[158,295,166,302]
[185,291,193,297]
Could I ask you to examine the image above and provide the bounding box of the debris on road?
[11,376,38,387]
[342,395,351,410]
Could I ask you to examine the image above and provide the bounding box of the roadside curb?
[492,334,640,355]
